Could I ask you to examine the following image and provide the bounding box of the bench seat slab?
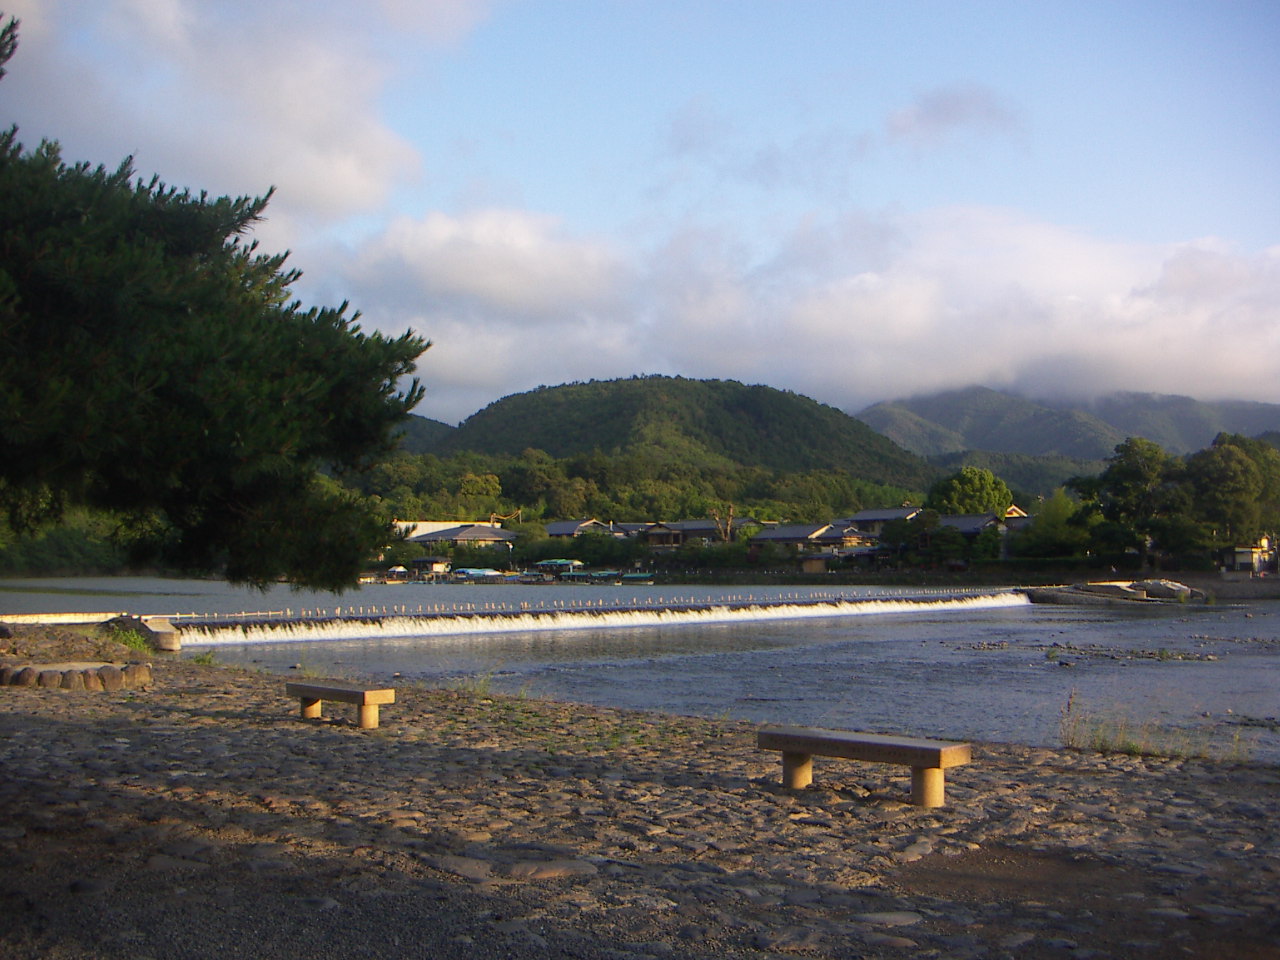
[758,726,971,768]
[758,725,971,808]
[286,681,396,729]
[285,681,396,706]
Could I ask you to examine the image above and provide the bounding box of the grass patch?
[103,625,152,653]
[450,672,495,696]
[189,650,218,666]
[1058,688,1253,761]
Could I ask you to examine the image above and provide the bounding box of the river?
[2,576,1277,761]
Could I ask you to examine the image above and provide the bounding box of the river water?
[3,576,1277,761]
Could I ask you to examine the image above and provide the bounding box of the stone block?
[122,662,153,688]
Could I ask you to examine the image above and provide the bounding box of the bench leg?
[911,766,945,807]
[299,696,322,720]
[358,704,380,730]
[781,751,813,789]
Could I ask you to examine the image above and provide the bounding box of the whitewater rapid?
[179,591,1029,646]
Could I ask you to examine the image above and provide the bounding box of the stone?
[98,665,124,692]
[433,856,493,881]
[852,911,924,927]
[122,662,152,688]
[60,670,86,691]
[861,932,919,948]
[38,670,64,688]
[506,859,599,880]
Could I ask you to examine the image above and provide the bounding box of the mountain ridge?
[395,380,1280,499]
[856,386,1280,459]
[401,375,937,490]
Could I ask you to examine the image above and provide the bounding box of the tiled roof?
[410,524,518,543]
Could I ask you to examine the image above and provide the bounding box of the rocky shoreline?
[1,626,1278,959]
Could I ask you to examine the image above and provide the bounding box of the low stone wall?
[1178,573,1280,600]
[0,660,152,691]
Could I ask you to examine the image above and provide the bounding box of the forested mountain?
[857,387,1280,459]
[397,415,455,453]
[1086,393,1280,454]
[857,387,1126,459]
[416,376,936,490]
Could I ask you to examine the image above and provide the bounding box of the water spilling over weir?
[177,591,1030,646]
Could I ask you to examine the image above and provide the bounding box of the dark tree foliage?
[0,19,427,588]
[924,466,1014,516]
[354,446,921,529]
[1065,433,1279,565]
[1186,433,1280,546]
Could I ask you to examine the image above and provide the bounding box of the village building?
[409,523,518,550]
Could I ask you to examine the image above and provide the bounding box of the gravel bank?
[1,627,1278,959]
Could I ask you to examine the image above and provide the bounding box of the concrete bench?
[285,681,395,729]
[757,725,971,808]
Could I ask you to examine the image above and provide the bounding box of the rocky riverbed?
[1,625,1278,960]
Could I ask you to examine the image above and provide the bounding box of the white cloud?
[351,208,626,320]
[0,0,473,241]
[344,202,1279,423]
[329,208,639,421]
[616,207,1280,416]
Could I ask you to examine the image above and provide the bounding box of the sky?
[5,0,1279,424]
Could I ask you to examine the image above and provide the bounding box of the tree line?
[1047,433,1280,568]
[354,446,920,531]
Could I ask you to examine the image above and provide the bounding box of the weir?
[176,591,1030,647]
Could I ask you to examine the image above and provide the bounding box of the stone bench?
[757,725,972,807]
[285,681,395,729]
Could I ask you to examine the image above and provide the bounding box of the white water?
[180,592,1029,646]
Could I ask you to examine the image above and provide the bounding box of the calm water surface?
[3,577,1277,760]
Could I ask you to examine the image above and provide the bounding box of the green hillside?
[857,387,1126,460]
[396,415,455,454]
[1087,393,1280,453]
[853,405,968,457]
[430,376,936,490]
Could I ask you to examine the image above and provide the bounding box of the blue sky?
[7,0,1278,423]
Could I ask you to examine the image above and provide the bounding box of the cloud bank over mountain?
[7,1,1276,422]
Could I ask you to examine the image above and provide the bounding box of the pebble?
[1,649,1278,960]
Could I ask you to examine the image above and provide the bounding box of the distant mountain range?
[396,380,1280,499]
[851,387,1280,494]
[856,386,1280,458]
